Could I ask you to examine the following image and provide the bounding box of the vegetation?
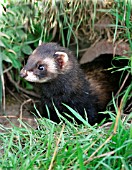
[0,115,131,169]
[0,0,132,169]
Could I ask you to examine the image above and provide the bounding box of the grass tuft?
[0,112,131,169]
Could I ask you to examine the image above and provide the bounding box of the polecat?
[20,43,127,125]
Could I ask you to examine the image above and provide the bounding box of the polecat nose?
[20,68,27,78]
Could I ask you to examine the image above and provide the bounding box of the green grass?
[0,113,131,169]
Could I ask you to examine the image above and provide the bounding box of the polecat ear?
[54,52,69,69]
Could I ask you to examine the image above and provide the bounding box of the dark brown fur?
[20,43,129,125]
[81,54,119,109]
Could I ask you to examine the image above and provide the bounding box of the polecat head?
[20,43,75,83]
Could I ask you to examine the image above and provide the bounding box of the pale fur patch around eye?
[43,58,58,74]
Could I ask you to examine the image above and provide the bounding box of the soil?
[0,92,38,131]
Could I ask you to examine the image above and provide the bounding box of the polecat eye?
[38,65,45,71]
